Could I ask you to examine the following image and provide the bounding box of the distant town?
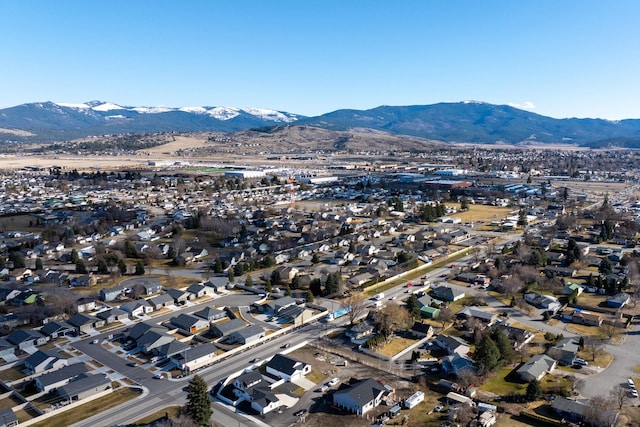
[0,141,639,427]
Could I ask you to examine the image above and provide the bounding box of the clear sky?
[1,0,639,119]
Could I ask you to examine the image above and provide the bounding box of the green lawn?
[480,366,526,396]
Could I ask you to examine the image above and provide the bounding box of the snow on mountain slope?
[51,102,297,122]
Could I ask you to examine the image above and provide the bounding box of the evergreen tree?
[35,258,43,270]
[228,269,235,283]
[474,335,501,373]
[406,294,421,319]
[285,285,291,296]
[265,280,272,293]
[245,275,253,287]
[526,379,542,401]
[270,270,282,287]
[70,249,80,264]
[306,290,314,303]
[213,259,223,273]
[291,275,301,290]
[124,241,138,258]
[311,253,320,264]
[118,259,127,275]
[75,260,87,274]
[167,245,176,260]
[183,375,212,426]
[135,260,145,275]
[310,278,322,296]
[97,259,109,274]
[491,328,514,364]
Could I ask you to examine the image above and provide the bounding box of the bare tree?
[343,293,368,326]
[456,367,479,389]
[584,337,605,362]
[601,322,620,342]
[372,304,411,337]
[609,384,630,409]
[436,306,453,329]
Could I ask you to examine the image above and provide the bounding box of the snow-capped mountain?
[53,101,299,123]
[0,100,302,142]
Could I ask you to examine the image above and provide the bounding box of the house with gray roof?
[120,299,153,317]
[165,287,191,303]
[431,285,465,302]
[25,349,67,373]
[516,354,557,382]
[7,329,47,350]
[95,307,128,324]
[169,313,209,334]
[137,330,175,354]
[41,320,75,339]
[148,293,174,310]
[0,338,15,360]
[171,342,218,372]
[552,396,618,426]
[67,313,104,333]
[194,306,227,322]
[0,408,18,427]
[186,283,214,299]
[548,337,580,365]
[99,285,125,302]
[35,363,88,392]
[265,296,297,314]
[153,340,190,360]
[228,325,264,345]
[333,378,391,415]
[265,353,311,382]
[57,373,110,401]
[457,306,498,326]
[210,318,246,338]
[277,304,313,326]
[435,335,470,356]
[127,321,166,341]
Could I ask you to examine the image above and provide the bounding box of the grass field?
[29,388,140,427]
[376,337,419,357]
[305,370,326,385]
[446,203,513,223]
[130,406,181,426]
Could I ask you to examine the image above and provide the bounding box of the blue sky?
[1,0,639,119]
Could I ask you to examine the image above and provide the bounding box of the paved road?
[576,320,640,401]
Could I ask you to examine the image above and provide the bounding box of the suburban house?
[410,322,434,339]
[24,349,67,373]
[264,296,298,314]
[561,309,603,327]
[148,293,175,310]
[333,378,393,415]
[137,330,175,354]
[548,337,581,365]
[230,371,280,415]
[493,322,535,350]
[0,408,18,427]
[34,363,88,392]
[127,322,167,342]
[435,335,470,356]
[276,305,313,326]
[7,329,47,350]
[194,306,227,323]
[99,285,125,302]
[552,396,618,426]
[210,318,247,338]
[524,293,562,313]
[516,354,557,382]
[169,313,209,334]
[0,338,15,360]
[120,299,153,317]
[607,293,630,308]
[95,307,129,324]
[228,325,265,345]
[457,306,498,326]
[165,287,191,304]
[186,283,215,299]
[441,354,476,376]
[265,353,311,382]
[431,285,465,302]
[40,320,75,339]
[154,340,190,360]
[57,373,111,402]
[346,321,375,344]
[171,342,218,372]
[67,313,104,333]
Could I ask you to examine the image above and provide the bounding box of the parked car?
[631,389,639,398]
[91,339,99,344]
[249,358,260,364]
[433,405,444,413]
[574,358,588,366]
[281,343,291,349]
[327,378,340,387]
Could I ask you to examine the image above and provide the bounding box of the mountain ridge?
[1,100,640,147]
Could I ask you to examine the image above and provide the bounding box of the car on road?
[249,358,260,364]
[389,296,396,300]
[281,343,291,349]
[631,389,639,398]
[127,362,137,367]
[319,385,329,392]
[91,339,99,344]
[154,373,164,379]
[327,377,340,387]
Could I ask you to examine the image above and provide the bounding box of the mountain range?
[1,100,640,147]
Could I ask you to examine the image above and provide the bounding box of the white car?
[327,378,340,387]
[631,389,639,398]
[574,358,588,366]
[628,378,636,388]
